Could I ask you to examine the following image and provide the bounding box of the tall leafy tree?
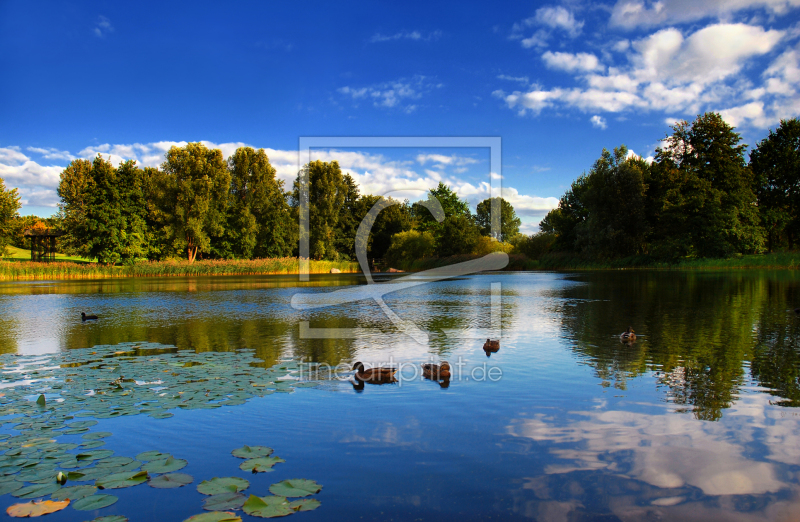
[293,160,346,260]
[438,214,480,256]
[0,176,21,255]
[56,159,94,257]
[411,182,471,248]
[116,160,149,261]
[162,143,231,262]
[84,156,125,264]
[475,197,521,242]
[750,118,800,251]
[539,175,589,251]
[334,173,361,259]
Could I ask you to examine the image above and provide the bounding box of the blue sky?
[1,0,799,233]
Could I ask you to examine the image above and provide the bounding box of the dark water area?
[1,271,800,521]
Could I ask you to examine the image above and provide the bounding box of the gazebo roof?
[23,228,64,237]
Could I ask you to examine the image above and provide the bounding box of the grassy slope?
[3,245,95,263]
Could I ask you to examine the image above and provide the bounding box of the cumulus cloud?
[590,115,608,129]
[610,0,800,29]
[0,147,63,207]
[94,15,113,38]
[510,6,583,49]
[542,51,604,73]
[26,147,75,162]
[496,22,796,128]
[370,30,441,43]
[338,76,439,112]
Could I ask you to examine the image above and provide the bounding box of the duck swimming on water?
[352,362,397,384]
[483,339,500,356]
[422,361,451,382]
[620,327,636,343]
[81,312,98,321]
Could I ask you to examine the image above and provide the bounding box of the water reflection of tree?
[556,271,794,420]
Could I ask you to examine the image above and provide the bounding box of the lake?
[1,270,800,521]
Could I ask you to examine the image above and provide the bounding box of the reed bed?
[0,258,360,280]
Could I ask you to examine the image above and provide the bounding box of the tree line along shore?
[0,111,798,280]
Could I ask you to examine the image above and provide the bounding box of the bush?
[385,230,436,265]
[512,232,556,260]
[473,236,514,256]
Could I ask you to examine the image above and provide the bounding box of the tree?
[438,214,480,257]
[539,175,589,251]
[476,197,521,242]
[162,143,231,262]
[384,230,436,265]
[293,160,346,260]
[84,156,125,264]
[750,118,800,251]
[575,146,649,257]
[412,182,471,237]
[116,160,149,261]
[0,176,21,255]
[57,159,93,257]
[652,112,763,257]
[334,173,361,259]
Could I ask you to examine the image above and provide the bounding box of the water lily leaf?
[76,450,114,461]
[72,494,118,510]
[68,421,98,429]
[95,457,135,468]
[0,481,23,495]
[148,473,193,489]
[50,485,96,500]
[79,441,106,450]
[269,479,322,498]
[231,446,273,459]
[183,512,241,522]
[202,492,246,511]
[197,477,249,496]
[148,412,173,419]
[142,456,186,474]
[36,395,46,407]
[11,483,61,499]
[238,456,284,473]
[289,498,321,512]
[82,432,112,440]
[135,451,169,462]
[6,499,69,517]
[241,495,294,518]
[96,470,148,489]
[87,517,128,522]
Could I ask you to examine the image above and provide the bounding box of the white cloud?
[497,74,530,85]
[26,147,75,161]
[496,22,794,127]
[338,76,438,110]
[370,30,441,43]
[610,0,800,29]
[415,154,478,168]
[0,147,63,207]
[94,15,113,38]
[542,51,604,73]
[510,6,583,49]
[590,115,608,129]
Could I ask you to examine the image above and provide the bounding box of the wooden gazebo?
[23,227,64,262]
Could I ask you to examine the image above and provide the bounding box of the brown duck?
[422,361,451,381]
[352,362,397,384]
[620,327,636,343]
[483,339,500,355]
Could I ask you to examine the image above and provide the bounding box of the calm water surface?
[2,271,800,521]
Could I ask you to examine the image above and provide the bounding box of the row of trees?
[534,113,800,260]
[48,143,521,264]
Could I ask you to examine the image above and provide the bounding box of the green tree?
[384,230,436,265]
[162,143,231,262]
[0,176,21,255]
[116,160,149,261]
[438,214,480,257]
[652,113,763,257]
[56,159,94,257]
[293,160,346,260]
[750,118,800,251]
[476,197,521,242]
[334,173,361,259]
[539,175,589,251]
[412,182,470,237]
[576,146,649,257]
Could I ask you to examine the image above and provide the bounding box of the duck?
[81,312,98,321]
[352,362,397,384]
[620,327,636,343]
[422,361,451,381]
[483,339,500,356]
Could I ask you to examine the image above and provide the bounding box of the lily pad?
[202,492,246,511]
[197,477,249,496]
[289,498,321,512]
[82,432,112,440]
[149,412,173,419]
[79,441,106,450]
[36,395,46,407]
[6,499,69,517]
[269,479,322,498]
[72,493,118,510]
[50,485,97,500]
[95,457,135,468]
[149,473,193,489]
[135,451,169,462]
[142,456,186,474]
[231,446,273,459]
[96,470,148,489]
[238,456,284,473]
[0,481,23,495]
[241,495,294,518]
[76,450,114,461]
[11,483,61,499]
[183,513,241,522]
[87,517,128,522]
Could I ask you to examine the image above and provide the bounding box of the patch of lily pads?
[0,342,321,519]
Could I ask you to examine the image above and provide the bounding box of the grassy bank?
[3,245,94,263]
[0,257,359,280]
[393,251,800,272]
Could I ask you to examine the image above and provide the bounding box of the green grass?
[0,257,360,280]
[2,244,95,263]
